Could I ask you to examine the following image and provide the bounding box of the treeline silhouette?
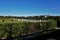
[0,15,60,20]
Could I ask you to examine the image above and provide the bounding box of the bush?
[48,19,57,30]
[0,19,57,39]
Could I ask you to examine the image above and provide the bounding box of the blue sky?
[0,0,60,16]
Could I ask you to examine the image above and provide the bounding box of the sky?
[0,0,60,16]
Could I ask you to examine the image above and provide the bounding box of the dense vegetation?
[0,18,56,40]
[0,16,58,40]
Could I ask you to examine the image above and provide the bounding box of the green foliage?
[48,19,57,30]
[0,19,57,39]
[0,23,9,38]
